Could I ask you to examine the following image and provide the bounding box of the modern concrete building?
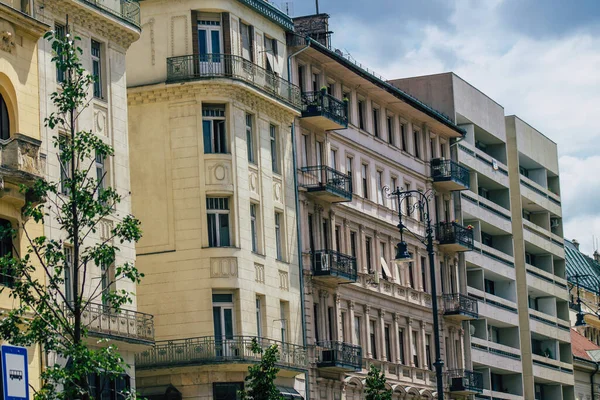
[392,73,573,400]
[0,0,48,396]
[34,0,150,396]
[126,1,306,399]
[291,17,481,399]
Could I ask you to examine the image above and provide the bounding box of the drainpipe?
[288,36,311,400]
[592,360,599,400]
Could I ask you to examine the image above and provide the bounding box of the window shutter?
[191,10,199,56]
[248,25,254,62]
[222,12,231,55]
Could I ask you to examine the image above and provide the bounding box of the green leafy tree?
[239,339,284,400]
[365,364,392,400]
[0,22,142,400]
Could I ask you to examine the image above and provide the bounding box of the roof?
[571,329,600,361]
[565,239,600,294]
[305,38,466,136]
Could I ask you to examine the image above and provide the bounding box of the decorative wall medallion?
[214,164,226,181]
[249,170,258,193]
[95,110,107,135]
[273,181,282,202]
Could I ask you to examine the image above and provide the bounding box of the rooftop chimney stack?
[293,13,332,48]
[594,250,600,264]
[573,239,580,250]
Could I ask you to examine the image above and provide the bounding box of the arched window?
[0,93,9,140]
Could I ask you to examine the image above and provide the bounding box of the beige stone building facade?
[126,1,306,399]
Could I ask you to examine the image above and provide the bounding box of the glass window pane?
[199,29,208,57]
[224,308,233,339]
[219,214,230,246]
[203,120,212,153]
[213,307,222,337]
[211,30,220,54]
[207,214,217,247]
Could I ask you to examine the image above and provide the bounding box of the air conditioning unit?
[551,218,560,228]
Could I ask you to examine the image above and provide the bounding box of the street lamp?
[384,185,445,400]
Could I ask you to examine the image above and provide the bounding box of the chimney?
[572,239,580,250]
[594,250,600,264]
[292,14,332,48]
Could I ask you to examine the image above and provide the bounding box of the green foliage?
[0,24,142,400]
[365,365,392,400]
[239,339,283,400]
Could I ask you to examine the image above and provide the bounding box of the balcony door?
[198,17,222,72]
[213,294,235,358]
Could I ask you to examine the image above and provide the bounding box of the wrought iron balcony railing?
[136,336,307,371]
[301,90,348,128]
[447,369,484,393]
[436,222,474,251]
[316,341,362,371]
[312,249,357,282]
[166,54,301,109]
[443,294,478,320]
[79,0,141,28]
[64,302,154,344]
[431,158,470,191]
[298,165,352,202]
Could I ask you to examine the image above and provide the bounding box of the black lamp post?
[384,185,444,400]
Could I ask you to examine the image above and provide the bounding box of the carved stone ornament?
[0,19,16,53]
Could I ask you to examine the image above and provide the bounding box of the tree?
[365,364,392,400]
[239,339,283,400]
[0,20,142,400]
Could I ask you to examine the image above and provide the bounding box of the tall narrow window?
[55,24,66,83]
[370,320,377,359]
[362,164,369,199]
[213,294,235,351]
[377,170,384,205]
[421,256,428,293]
[430,138,435,160]
[308,214,315,252]
[372,107,380,137]
[63,245,73,302]
[275,212,283,261]
[414,130,421,159]
[246,114,255,163]
[335,226,341,252]
[312,73,319,92]
[298,65,305,92]
[199,17,222,62]
[358,100,365,130]
[385,325,391,361]
[401,123,407,151]
[426,334,433,370]
[270,125,279,173]
[390,177,398,211]
[408,262,415,288]
[0,94,8,140]
[350,232,357,259]
[340,312,347,342]
[301,135,308,167]
[240,21,252,61]
[207,198,231,247]
[59,137,71,195]
[91,40,102,98]
[100,262,114,307]
[314,304,320,342]
[387,116,394,145]
[280,301,288,342]
[346,156,353,192]
[250,204,258,253]
[398,328,405,364]
[330,148,337,169]
[95,151,107,203]
[328,307,335,340]
[354,316,361,346]
[412,330,419,367]
[203,105,227,154]
[365,236,372,273]
[256,297,263,337]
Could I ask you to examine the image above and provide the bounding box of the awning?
[277,386,303,400]
[381,257,392,280]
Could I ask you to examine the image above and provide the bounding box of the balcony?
[447,369,484,394]
[443,294,478,321]
[166,54,301,109]
[79,0,141,28]
[316,341,362,371]
[0,134,43,206]
[298,165,352,202]
[136,336,307,375]
[431,158,470,191]
[66,302,154,347]
[300,90,348,130]
[436,222,474,252]
[312,249,357,284]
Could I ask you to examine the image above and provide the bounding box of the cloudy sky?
[290,0,600,255]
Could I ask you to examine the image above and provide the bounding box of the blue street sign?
[1,344,29,400]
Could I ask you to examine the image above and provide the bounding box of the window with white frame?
[95,150,108,204]
[213,293,235,341]
[270,124,279,173]
[64,245,74,303]
[330,148,337,169]
[207,198,231,247]
[413,129,421,159]
[250,203,258,253]
[275,211,283,261]
[377,170,384,205]
[362,164,369,199]
[372,107,380,138]
[91,40,103,99]
[346,156,353,191]
[202,105,227,154]
[358,99,366,130]
[256,296,263,337]
[246,113,255,164]
[354,316,362,346]
[280,301,288,342]
[412,330,420,367]
[301,135,309,167]
[390,176,398,211]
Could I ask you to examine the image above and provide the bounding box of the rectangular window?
[312,73,319,92]
[240,21,252,61]
[401,123,407,151]
[246,113,255,163]
[377,170,384,205]
[275,212,283,261]
[335,225,341,252]
[298,65,305,92]
[59,137,71,195]
[328,307,335,340]
[0,220,15,287]
[55,24,66,83]
[414,130,421,159]
[354,316,361,346]
[350,232,357,258]
[330,148,337,169]
[341,311,347,342]
[380,242,387,279]
[398,328,405,364]
[430,138,435,160]
[91,40,102,98]
[387,116,394,145]
[484,278,495,295]
[316,141,323,167]
[64,245,73,302]
[280,301,288,342]
[404,183,411,216]
[214,383,244,400]
[385,325,391,361]
[372,108,380,137]
[270,125,279,173]
[256,297,263,337]
[408,262,415,288]
[421,256,427,293]
[95,151,107,203]
[362,164,369,199]
[365,236,372,273]
[426,334,432,370]
[370,320,377,359]
[250,203,258,253]
[213,293,235,348]
[203,105,227,154]
[207,198,231,247]
[358,100,365,130]
[301,135,309,167]
[314,304,320,342]
[390,177,398,211]
[482,232,493,247]
[346,156,353,192]
[412,330,419,367]
[88,373,130,400]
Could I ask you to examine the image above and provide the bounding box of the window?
[362,164,369,199]
[64,245,73,302]
[482,232,493,247]
[385,325,391,361]
[198,17,222,63]
[400,123,407,151]
[246,114,255,163]
[55,24,66,83]
[314,304,320,342]
[414,130,421,159]
[430,138,435,160]
[91,40,102,98]
[478,186,490,200]
[316,141,323,167]
[346,156,353,191]
[387,116,394,145]
[421,256,427,293]
[280,301,288,342]
[327,82,334,95]
[59,136,71,195]
[202,105,227,154]
[240,21,253,61]
[88,373,130,400]
[250,203,258,253]
[408,262,415,288]
[404,183,411,216]
[354,316,361,346]
[335,225,341,252]
[398,328,405,364]
[328,307,335,340]
[312,73,319,92]
[365,236,372,273]
[358,100,365,130]
[95,151,107,203]
[301,135,308,167]
[519,166,529,178]
[213,293,235,346]
[426,334,432,370]
[377,170,384,205]
[298,65,305,92]
[308,214,315,252]
[484,279,495,295]
[0,94,9,140]
[264,36,277,70]
[380,242,387,278]
[0,220,14,287]
[372,107,380,137]
[256,297,263,337]
[330,148,337,169]
[214,383,244,400]
[370,320,377,359]
[340,311,347,342]
[350,232,357,259]
[270,125,279,173]
[275,212,283,260]
[207,198,230,247]
[390,177,398,211]
[100,262,115,308]
[412,330,419,367]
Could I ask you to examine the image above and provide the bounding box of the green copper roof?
[565,239,600,294]
[236,0,294,31]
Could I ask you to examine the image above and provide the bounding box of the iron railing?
[447,369,484,393]
[312,249,357,282]
[301,90,348,128]
[443,294,478,319]
[431,158,470,189]
[235,0,294,31]
[316,341,362,370]
[298,165,352,201]
[64,302,154,344]
[436,222,474,250]
[80,0,141,28]
[136,336,307,370]
[166,54,301,108]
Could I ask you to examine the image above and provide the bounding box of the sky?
[287,0,600,256]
